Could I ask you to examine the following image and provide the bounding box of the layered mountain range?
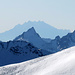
[14,27,75,53]
[0,21,74,75]
[49,30,75,52]
[0,21,70,41]
[0,26,75,67]
[14,27,51,52]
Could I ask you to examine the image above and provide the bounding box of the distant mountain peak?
[55,36,60,40]
[27,20,44,23]
[27,27,36,33]
[14,27,46,49]
[0,21,70,41]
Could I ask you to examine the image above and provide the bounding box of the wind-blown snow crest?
[0,46,75,75]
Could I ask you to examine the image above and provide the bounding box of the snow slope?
[0,46,75,75]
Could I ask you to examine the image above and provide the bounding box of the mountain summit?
[27,27,36,33]
[14,27,47,49]
[0,21,70,41]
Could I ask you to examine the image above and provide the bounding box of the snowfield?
[0,46,75,75]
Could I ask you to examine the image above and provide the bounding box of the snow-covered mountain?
[0,46,75,75]
[0,21,70,41]
[14,27,51,51]
[14,27,75,53]
[49,30,75,52]
[14,27,45,48]
[0,41,50,66]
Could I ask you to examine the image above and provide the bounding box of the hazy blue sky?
[0,0,75,33]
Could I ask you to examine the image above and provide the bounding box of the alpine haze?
[0,21,70,41]
[0,40,50,66]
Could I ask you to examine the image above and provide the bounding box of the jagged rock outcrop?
[0,41,50,66]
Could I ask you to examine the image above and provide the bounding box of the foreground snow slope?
[0,46,75,75]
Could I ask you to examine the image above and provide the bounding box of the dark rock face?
[0,41,50,66]
[49,31,75,52]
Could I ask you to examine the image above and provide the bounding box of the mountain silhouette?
[0,21,70,41]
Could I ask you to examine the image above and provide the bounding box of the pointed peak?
[27,27,36,33]
[30,27,35,29]
[28,27,35,30]
[55,36,60,40]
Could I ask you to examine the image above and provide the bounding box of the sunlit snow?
[0,46,75,75]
